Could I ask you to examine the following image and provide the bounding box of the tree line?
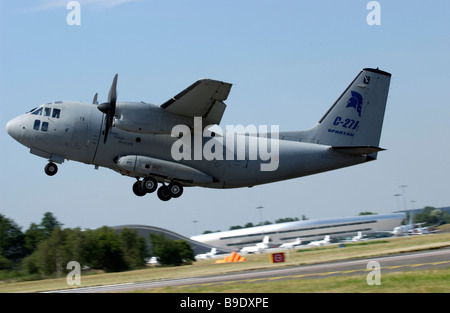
[2,207,448,279]
[413,206,450,225]
[0,212,194,280]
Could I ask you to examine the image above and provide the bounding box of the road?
[46,247,450,293]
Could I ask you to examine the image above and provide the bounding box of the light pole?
[193,220,198,236]
[256,205,264,226]
[410,200,416,225]
[399,185,408,213]
[394,194,402,211]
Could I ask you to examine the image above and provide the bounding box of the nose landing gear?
[44,162,58,176]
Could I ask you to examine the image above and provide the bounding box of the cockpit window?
[52,108,61,118]
[29,106,61,118]
[31,107,43,115]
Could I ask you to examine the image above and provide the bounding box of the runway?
[46,247,450,293]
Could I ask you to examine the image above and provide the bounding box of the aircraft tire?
[141,177,157,193]
[132,181,146,197]
[168,182,183,198]
[157,186,172,201]
[45,162,58,176]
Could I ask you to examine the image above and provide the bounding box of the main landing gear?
[132,178,183,201]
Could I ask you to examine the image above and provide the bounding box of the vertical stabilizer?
[304,68,391,155]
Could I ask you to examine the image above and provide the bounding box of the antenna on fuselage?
[92,93,98,105]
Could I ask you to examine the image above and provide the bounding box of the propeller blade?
[92,93,98,104]
[97,74,119,143]
[108,74,118,104]
[104,113,113,143]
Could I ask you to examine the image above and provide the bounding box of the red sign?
[270,252,285,263]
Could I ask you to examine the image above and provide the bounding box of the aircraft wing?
[161,79,232,125]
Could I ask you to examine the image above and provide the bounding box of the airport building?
[112,224,225,255]
[190,213,405,251]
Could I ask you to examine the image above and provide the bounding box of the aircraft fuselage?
[6,100,366,189]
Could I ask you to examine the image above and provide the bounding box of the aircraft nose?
[6,118,21,141]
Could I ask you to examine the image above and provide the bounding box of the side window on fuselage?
[41,122,49,132]
[33,119,41,130]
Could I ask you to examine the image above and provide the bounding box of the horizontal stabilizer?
[331,145,385,156]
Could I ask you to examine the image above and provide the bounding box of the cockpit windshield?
[31,107,43,115]
[28,105,61,118]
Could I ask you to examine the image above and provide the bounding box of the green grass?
[1,233,450,293]
[140,268,450,293]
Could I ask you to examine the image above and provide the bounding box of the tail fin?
[304,68,391,155]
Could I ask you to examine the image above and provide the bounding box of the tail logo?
[346,91,363,117]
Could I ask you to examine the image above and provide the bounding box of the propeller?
[97,74,118,143]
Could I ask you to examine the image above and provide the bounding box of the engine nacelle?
[113,102,195,134]
[116,155,213,184]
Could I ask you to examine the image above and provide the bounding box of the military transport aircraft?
[6,68,391,201]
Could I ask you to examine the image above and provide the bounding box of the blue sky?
[1,0,449,236]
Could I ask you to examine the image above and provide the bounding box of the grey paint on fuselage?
[6,68,392,199]
[9,100,366,189]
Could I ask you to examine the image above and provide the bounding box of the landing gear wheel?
[45,162,58,176]
[157,185,172,201]
[132,181,146,197]
[141,177,157,193]
[168,182,183,198]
